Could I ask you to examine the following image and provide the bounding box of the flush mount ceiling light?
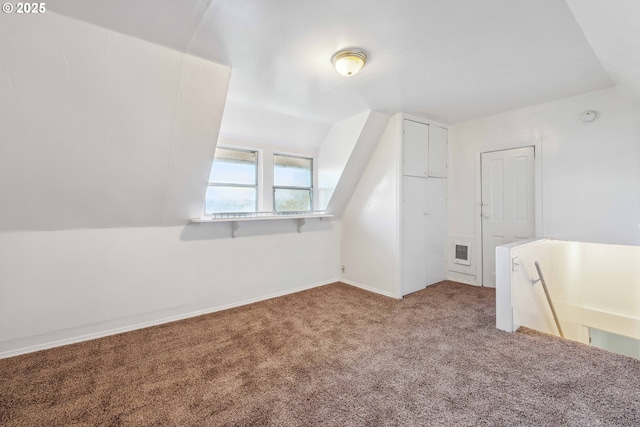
[331,49,367,76]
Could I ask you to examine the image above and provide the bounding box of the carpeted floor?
[1,281,639,426]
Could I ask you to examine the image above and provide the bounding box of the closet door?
[401,118,447,296]
[402,176,428,296]
[403,119,429,177]
[424,178,447,285]
[428,126,447,178]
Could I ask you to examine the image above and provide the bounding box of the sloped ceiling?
[48,0,614,140]
[220,101,330,150]
[566,0,640,101]
[0,12,230,231]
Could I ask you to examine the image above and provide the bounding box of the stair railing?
[533,261,564,338]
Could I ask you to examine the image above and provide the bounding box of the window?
[205,147,258,214]
[273,154,313,212]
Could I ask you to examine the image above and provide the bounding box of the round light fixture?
[581,110,597,123]
[331,49,367,76]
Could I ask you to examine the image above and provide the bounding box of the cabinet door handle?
[423,211,431,216]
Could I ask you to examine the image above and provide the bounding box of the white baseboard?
[0,278,340,360]
[447,271,479,287]
[340,278,401,299]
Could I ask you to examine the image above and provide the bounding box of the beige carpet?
[1,281,639,426]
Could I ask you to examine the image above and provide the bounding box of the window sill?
[190,211,333,237]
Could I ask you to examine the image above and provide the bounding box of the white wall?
[497,239,557,335]
[340,114,402,298]
[553,240,640,336]
[323,111,391,216]
[315,110,391,215]
[497,238,640,345]
[0,221,340,357]
[449,88,640,285]
[316,111,371,210]
[0,12,341,358]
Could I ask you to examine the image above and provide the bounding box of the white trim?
[0,278,340,360]
[394,114,405,299]
[579,325,591,346]
[475,139,543,287]
[401,113,450,130]
[447,271,479,287]
[341,278,402,300]
[581,308,640,341]
[495,244,514,332]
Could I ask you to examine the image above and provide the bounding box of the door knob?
[481,204,490,219]
[423,211,431,216]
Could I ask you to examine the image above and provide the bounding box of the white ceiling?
[566,0,640,102]
[220,101,331,151]
[50,0,618,146]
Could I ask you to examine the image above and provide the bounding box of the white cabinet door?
[403,120,429,177]
[402,176,428,296]
[428,126,447,178]
[425,178,447,286]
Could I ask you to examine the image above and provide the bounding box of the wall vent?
[454,242,471,266]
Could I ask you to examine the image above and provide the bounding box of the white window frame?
[206,146,260,214]
[273,153,314,212]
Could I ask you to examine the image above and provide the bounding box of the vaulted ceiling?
[48,0,638,148]
[566,0,640,102]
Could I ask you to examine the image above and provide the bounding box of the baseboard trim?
[340,278,401,299]
[447,271,479,287]
[0,278,339,360]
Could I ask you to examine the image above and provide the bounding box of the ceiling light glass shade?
[331,49,367,76]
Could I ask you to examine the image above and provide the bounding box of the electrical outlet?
[341,265,345,273]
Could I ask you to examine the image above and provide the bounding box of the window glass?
[273,154,313,212]
[274,155,312,188]
[274,188,312,212]
[206,147,258,214]
[205,186,257,214]
[209,148,257,185]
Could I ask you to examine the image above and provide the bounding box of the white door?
[402,176,429,295]
[402,176,447,296]
[425,178,447,285]
[481,147,535,287]
[428,126,447,178]
[403,120,429,177]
